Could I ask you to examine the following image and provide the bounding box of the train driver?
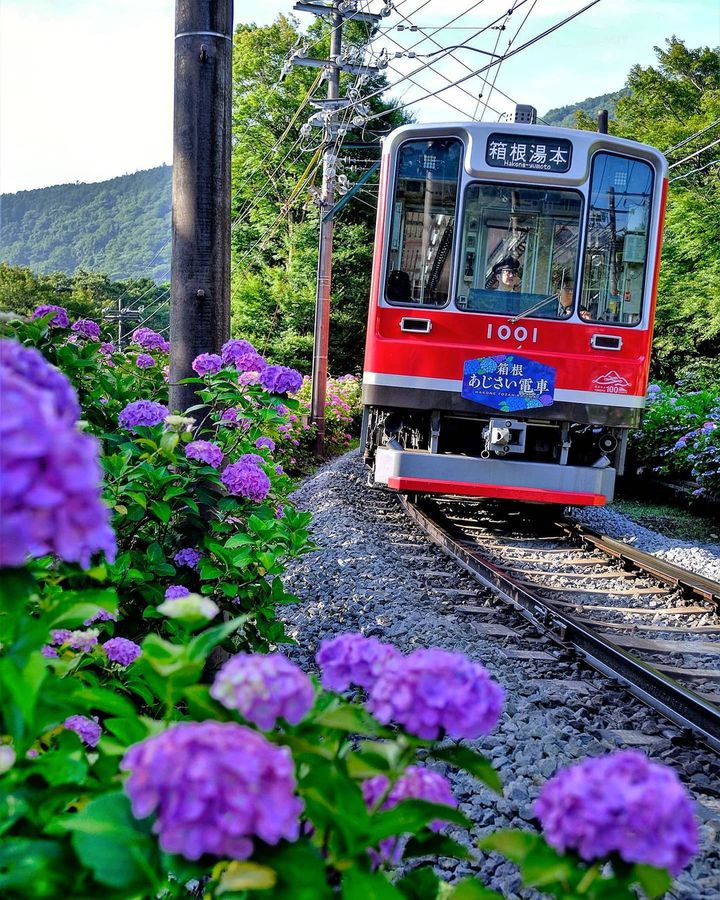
[558,279,574,316]
[486,256,521,291]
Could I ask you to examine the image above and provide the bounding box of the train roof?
[381,121,668,181]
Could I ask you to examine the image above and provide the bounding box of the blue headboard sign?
[462,354,556,411]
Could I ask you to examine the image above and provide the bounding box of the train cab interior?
[384,137,655,328]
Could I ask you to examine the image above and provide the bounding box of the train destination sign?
[485,133,572,173]
[461,354,556,412]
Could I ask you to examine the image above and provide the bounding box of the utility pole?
[103,296,141,349]
[292,1,384,456]
[169,0,233,414]
[310,9,342,458]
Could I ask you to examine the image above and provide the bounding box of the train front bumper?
[374,447,614,506]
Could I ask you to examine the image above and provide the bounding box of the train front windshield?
[456,184,583,319]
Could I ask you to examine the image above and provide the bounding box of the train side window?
[456,183,583,319]
[385,138,463,307]
[580,153,654,326]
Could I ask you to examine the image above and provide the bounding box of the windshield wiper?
[509,293,559,324]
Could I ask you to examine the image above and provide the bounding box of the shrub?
[0,308,700,898]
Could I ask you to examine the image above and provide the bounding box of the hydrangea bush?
[0,308,700,898]
[629,383,719,500]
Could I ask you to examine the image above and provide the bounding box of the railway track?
[398,493,720,753]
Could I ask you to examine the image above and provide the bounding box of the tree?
[230,14,408,373]
[576,38,720,382]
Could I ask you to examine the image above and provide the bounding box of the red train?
[361,112,667,506]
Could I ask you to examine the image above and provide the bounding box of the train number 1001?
[487,324,539,344]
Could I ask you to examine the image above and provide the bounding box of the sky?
[0,0,718,194]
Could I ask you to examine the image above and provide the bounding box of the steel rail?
[399,495,720,754]
[558,522,720,605]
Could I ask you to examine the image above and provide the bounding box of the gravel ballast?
[281,450,720,899]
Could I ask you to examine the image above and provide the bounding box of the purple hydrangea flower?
[103,637,141,667]
[174,548,202,569]
[221,455,271,502]
[131,327,170,353]
[220,339,266,374]
[260,365,303,395]
[192,353,223,376]
[534,750,698,876]
[0,339,80,423]
[41,645,59,658]
[118,400,169,431]
[32,304,69,328]
[83,608,117,626]
[367,647,504,740]
[64,715,102,748]
[255,437,276,452]
[121,721,303,860]
[71,318,102,341]
[275,465,284,475]
[50,629,73,645]
[136,353,156,369]
[0,351,116,568]
[164,585,190,600]
[210,653,314,730]
[185,440,224,468]
[65,629,99,652]
[100,341,115,356]
[275,403,289,416]
[363,766,458,864]
[316,633,400,693]
[238,371,261,387]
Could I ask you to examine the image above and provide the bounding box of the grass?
[612,498,720,544]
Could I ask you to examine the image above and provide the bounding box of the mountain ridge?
[1,90,628,280]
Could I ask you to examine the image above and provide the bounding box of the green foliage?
[572,38,720,380]
[0,166,171,281]
[230,15,408,373]
[479,830,672,900]
[628,382,719,500]
[0,311,694,896]
[0,262,169,335]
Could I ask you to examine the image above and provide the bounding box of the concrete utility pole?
[169,0,233,414]
[309,9,343,457]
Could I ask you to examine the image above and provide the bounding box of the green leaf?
[186,615,249,662]
[447,879,504,899]
[62,792,158,889]
[314,703,389,737]
[396,867,440,899]
[31,741,89,787]
[342,868,406,899]
[369,800,471,843]
[72,685,137,718]
[198,560,224,581]
[632,864,672,899]
[478,829,537,863]
[404,832,471,861]
[429,745,503,795]
[0,838,64,896]
[149,500,172,523]
[216,861,277,893]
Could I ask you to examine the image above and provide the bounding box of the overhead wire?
[362,0,605,125]
[478,0,538,121]
[667,136,720,169]
[669,158,720,182]
[663,118,720,156]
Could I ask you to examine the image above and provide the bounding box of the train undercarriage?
[362,406,628,506]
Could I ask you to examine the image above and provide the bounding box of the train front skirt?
[374,446,614,506]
